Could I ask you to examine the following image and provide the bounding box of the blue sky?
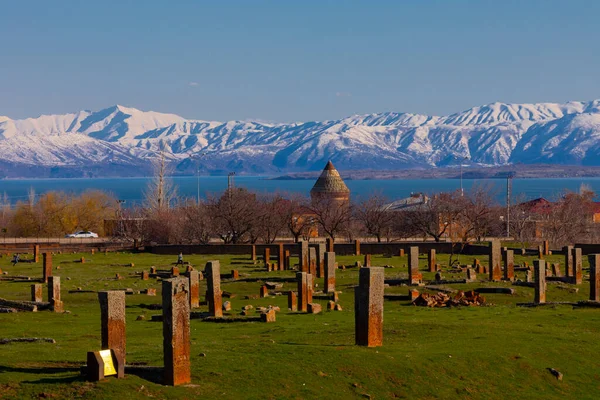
[1,0,598,122]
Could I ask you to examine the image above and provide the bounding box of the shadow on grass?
[125,366,163,384]
[278,342,352,347]
[0,365,85,385]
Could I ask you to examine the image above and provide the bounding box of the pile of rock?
[412,290,485,307]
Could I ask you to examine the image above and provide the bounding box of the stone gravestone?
[503,249,514,281]
[171,266,179,277]
[31,284,42,303]
[526,270,533,283]
[489,240,502,282]
[551,263,562,277]
[48,276,63,312]
[543,240,549,256]
[162,277,191,386]
[43,253,52,283]
[264,248,271,269]
[278,243,285,271]
[307,273,314,303]
[399,248,405,257]
[251,245,257,262]
[205,261,223,318]
[466,268,476,282]
[564,245,574,279]
[537,245,544,259]
[98,291,126,364]
[408,246,421,285]
[317,242,326,278]
[588,254,600,302]
[428,249,436,273]
[297,272,309,312]
[188,270,200,309]
[573,248,583,285]
[141,271,149,281]
[324,252,336,294]
[309,247,317,277]
[299,240,309,273]
[33,244,40,263]
[355,267,384,347]
[288,291,297,311]
[364,254,372,268]
[354,239,361,256]
[534,260,546,304]
[284,250,291,270]
[326,237,334,252]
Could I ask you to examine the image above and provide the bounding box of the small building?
[310,161,350,205]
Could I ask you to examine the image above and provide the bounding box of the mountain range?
[1,100,600,177]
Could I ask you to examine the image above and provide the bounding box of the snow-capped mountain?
[1,100,599,177]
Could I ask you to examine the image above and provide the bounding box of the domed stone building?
[310,161,350,205]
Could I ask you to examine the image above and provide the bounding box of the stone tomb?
[564,245,574,279]
[43,252,52,283]
[309,247,317,276]
[324,251,336,293]
[364,254,372,268]
[48,276,63,312]
[297,272,309,312]
[489,240,502,282]
[98,291,126,363]
[534,260,546,304]
[573,248,583,285]
[205,261,223,318]
[355,267,384,347]
[288,291,297,311]
[264,248,271,268]
[31,284,42,303]
[317,242,326,278]
[503,249,514,281]
[188,270,200,308]
[299,240,309,273]
[589,254,600,301]
[408,247,422,285]
[278,243,285,271]
[427,249,436,273]
[162,277,191,386]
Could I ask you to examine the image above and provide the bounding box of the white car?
[66,231,99,238]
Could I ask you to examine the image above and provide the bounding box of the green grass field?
[1,250,599,399]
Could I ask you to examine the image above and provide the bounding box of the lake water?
[0,176,598,205]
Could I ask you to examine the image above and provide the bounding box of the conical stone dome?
[310,161,350,202]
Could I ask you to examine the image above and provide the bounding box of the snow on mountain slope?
[1,100,600,176]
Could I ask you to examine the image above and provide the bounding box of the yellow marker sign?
[99,350,117,376]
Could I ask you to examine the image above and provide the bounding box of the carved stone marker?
[299,240,309,273]
[364,254,372,268]
[33,244,40,263]
[264,248,271,268]
[408,246,421,285]
[489,240,502,282]
[43,253,52,283]
[354,240,361,256]
[231,269,239,280]
[543,240,549,256]
[399,249,405,257]
[278,243,285,271]
[162,277,191,386]
[141,271,149,281]
[537,245,544,259]
[355,267,384,347]
[503,249,514,281]
[288,291,297,311]
[284,250,291,270]
[573,248,583,285]
[324,252,336,294]
[326,237,334,252]
[317,243,326,278]
[171,266,179,277]
[251,244,256,262]
[188,270,200,309]
[426,249,435,273]
[307,273,314,304]
[98,291,126,363]
[589,254,600,301]
[31,284,42,303]
[48,276,63,312]
[297,272,308,312]
[309,247,317,276]
[564,245,574,279]
[205,260,223,318]
[466,268,477,282]
[534,260,546,304]
[260,285,268,298]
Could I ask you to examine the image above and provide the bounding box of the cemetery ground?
[1,250,599,399]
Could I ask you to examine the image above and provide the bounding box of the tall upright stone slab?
[326,237,334,252]
[317,242,326,278]
[534,260,546,304]
[427,249,436,273]
[31,284,42,302]
[48,276,62,312]
[33,244,40,263]
[408,246,421,285]
[98,291,126,363]
[162,277,191,386]
[251,245,256,262]
[573,248,583,285]
[309,247,317,277]
[537,245,544,259]
[43,252,52,283]
[564,245,574,279]
[284,250,290,270]
[503,249,514,281]
[489,240,502,282]
[364,254,372,268]
[278,243,285,271]
[589,254,600,302]
[205,260,222,318]
[543,240,549,256]
[354,240,361,256]
[264,248,271,268]
[297,272,308,312]
[299,240,309,273]
[288,291,297,311]
[188,270,200,309]
[324,252,336,294]
[355,267,384,347]
[307,273,314,304]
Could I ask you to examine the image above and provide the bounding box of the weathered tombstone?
[278,243,285,271]
[307,273,314,303]
[534,260,546,304]
[466,268,477,282]
[251,245,257,262]
[409,289,420,301]
[150,266,157,274]
[264,248,271,269]
[188,270,200,308]
[551,263,562,277]
[503,249,514,281]
[43,253,52,283]
[309,247,317,276]
[364,254,372,268]
[324,252,336,294]
[185,265,193,273]
[48,276,63,312]
[231,269,239,280]
[162,277,191,386]
[537,245,544,259]
[297,272,308,312]
[355,267,384,347]
[261,309,276,322]
[141,271,149,281]
[98,291,126,363]
[564,245,574,279]
[489,240,502,282]
[526,270,533,283]
[355,240,361,256]
[33,244,40,263]
[260,285,268,298]
[171,266,180,277]
[284,250,291,270]
[299,240,309,273]
[326,237,334,252]
[308,303,322,314]
[205,260,222,318]
[399,249,405,257]
[588,254,600,301]
[543,240,549,256]
[31,284,42,302]
[288,291,297,311]
[573,248,583,285]
[408,246,421,285]
[428,249,436,273]
[317,242,326,278]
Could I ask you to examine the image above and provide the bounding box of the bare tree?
[308,196,353,241]
[210,187,260,244]
[354,194,393,242]
[145,147,177,212]
[284,194,313,242]
[406,192,462,242]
